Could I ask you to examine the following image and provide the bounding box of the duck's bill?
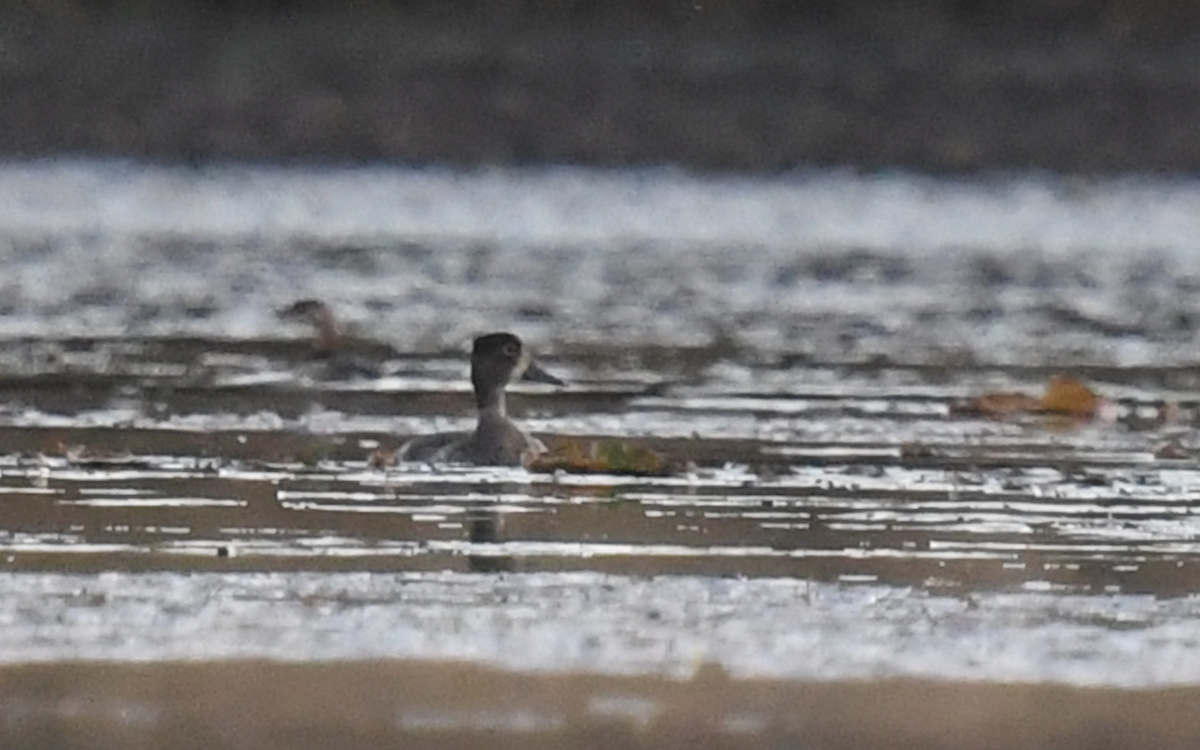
[521,361,565,386]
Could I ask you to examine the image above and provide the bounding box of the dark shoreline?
[4,1,1200,173]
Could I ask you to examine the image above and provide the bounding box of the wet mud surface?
[5,660,1200,750]
[2,161,1200,745]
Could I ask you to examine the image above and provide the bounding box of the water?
[0,159,1199,694]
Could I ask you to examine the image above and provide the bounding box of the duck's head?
[278,299,332,326]
[471,332,563,405]
[278,299,340,357]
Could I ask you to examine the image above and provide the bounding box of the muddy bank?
[3,660,1200,750]
[5,1,1200,171]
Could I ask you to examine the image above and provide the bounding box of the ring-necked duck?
[400,332,564,466]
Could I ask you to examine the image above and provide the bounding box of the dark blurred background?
[3,0,1200,171]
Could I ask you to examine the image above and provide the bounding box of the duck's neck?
[474,384,507,416]
[311,309,341,359]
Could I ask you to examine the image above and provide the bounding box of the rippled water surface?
[1,160,1200,690]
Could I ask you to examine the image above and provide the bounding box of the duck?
[277,299,342,358]
[400,332,564,466]
[276,299,385,379]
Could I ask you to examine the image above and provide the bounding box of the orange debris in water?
[955,376,1103,420]
[1037,376,1099,417]
[968,392,1044,417]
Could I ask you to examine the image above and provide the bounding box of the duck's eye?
[502,342,520,358]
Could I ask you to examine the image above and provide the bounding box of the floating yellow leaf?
[1037,376,1099,417]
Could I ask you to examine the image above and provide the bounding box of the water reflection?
[0,443,1196,599]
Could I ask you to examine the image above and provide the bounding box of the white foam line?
[4,160,1200,254]
[57,498,245,508]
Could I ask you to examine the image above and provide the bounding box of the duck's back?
[398,430,468,463]
[441,413,547,467]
